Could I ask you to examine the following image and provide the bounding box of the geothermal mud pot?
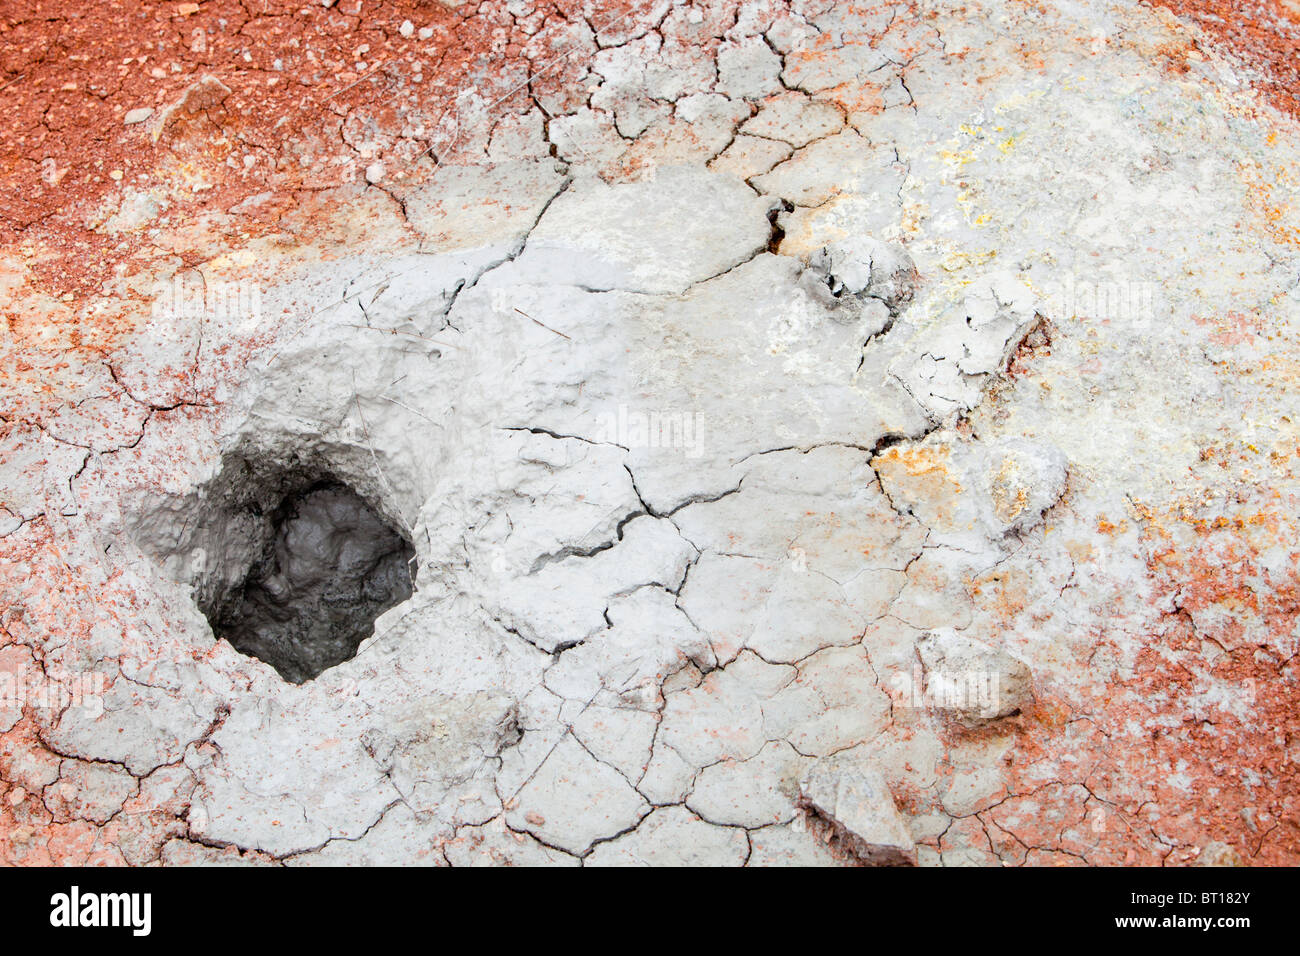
[1,0,1299,865]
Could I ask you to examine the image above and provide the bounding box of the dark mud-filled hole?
[203,479,415,684]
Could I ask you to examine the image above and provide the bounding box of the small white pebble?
[365,162,384,184]
[399,20,414,38]
[123,107,153,124]
[418,27,433,40]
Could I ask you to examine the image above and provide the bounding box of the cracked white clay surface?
[3,0,1300,866]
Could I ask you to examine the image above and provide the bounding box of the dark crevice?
[765,198,793,254]
[188,461,416,684]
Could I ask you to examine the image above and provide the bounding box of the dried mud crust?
[0,0,1298,867]
[0,0,675,296]
[0,0,1294,303]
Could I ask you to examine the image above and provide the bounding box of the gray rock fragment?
[799,752,917,866]
[916,628,1033,724]
[152,75,232,140]
[978,438,1068,536]
[1196,841,1247,867]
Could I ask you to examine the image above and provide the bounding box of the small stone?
[124,107,153,124]
[916,628,1033,723]
[418,27,433,39]
[399,19,414,38]
[800,753,916,866]
[365,162,384,184]
[151,74,232,142]
[109,170,124,181]
[1196,841,1247,867]
[980,439,1068,536]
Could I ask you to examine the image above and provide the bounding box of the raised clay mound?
[1,0,1298,866]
